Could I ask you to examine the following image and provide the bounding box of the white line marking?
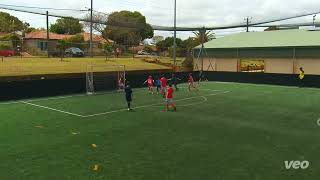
[21,101,85,117]
[83,91,230,118]
[0,101,21,105]
[0,85,223,105]
[26,95,87,102]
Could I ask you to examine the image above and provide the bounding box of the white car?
[137,50,150,55]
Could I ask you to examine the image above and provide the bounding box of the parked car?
[137,50,150,55]
[150,52,158,56]
[65,47,84,57]
[0,50,15,57]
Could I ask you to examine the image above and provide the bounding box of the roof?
[25,31,113,43]
[81,32,113,44]
[25,31,73,40]
[197,29,320,49]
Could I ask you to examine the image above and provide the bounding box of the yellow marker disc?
[93,164,99,171]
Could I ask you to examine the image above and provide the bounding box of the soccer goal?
[86,64,126,95]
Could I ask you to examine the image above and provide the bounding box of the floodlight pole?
[90,0,93,58]
[173,0,177,69]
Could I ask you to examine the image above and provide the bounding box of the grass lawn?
[0,82,319,179]
[0,57,172,76]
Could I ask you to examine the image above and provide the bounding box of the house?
[81,32,113,55]
[194,29,320,75]
[24,31,72,56]
[23,31,113,56]
[0,32,22,51]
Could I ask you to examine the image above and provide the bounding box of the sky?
[1,0,320,39]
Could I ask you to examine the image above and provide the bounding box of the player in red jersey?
[144,75,155,94]
[188,73,198,91]
[166,84,177,111]
[160,76,167,98]
[118,76,125,92]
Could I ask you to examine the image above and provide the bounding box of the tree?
[264,26,280,31]
[0,33,21,50]
[193,30,215,44]
[152,35,164,44]
[103,44,113,60]
[143,46,154,53]
[0,12,29,33]
[50,18,83,35]
[65,34,86,49]
[156,37,183,52]
[83,12,108,34]
[56,39,67,61]
[103,11,154,46]
[182,37,200,52]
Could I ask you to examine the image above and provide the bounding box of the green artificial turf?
[0,82,320,180]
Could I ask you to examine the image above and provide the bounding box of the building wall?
[193,58,216,71]
[194,47,320,75]
[196,57,320,75]
[264,59,294,74]
[216,58,238,72]
[295,59,320,75]
[24,40,43,56]
[194,58,237,72]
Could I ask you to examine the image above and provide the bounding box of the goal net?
[86,64,126,95]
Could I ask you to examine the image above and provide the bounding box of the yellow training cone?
[93,164,99,171]
[92,144,97,148]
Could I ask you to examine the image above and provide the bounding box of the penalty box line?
[21,101,86,118]
[83,91,231,118]
[19,90,231,118]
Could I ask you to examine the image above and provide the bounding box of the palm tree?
[193,30,216,44]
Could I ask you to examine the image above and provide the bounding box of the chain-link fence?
[0,39,192,73]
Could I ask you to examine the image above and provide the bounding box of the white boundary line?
[0,101,21,105]
[7,89,230,118]
[21,101,85,118]
[0,84,223,106]
[83,91,230,118]
[1,81,319,105]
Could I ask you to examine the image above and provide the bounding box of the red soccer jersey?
[160,77,167,87]
[147,78,154,85]
[167,87,174,99]
[188,75,194,83]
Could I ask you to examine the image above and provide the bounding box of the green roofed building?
[193,29,320,75]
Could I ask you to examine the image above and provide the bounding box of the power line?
[1,4,320,32]
[0,5,147,30]
[0,3,87,12]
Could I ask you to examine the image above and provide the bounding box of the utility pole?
[173,0,177,69]
[46,11,50,58]
[246,17,250,32]
[200,28,206,73]
[90,0,93,58]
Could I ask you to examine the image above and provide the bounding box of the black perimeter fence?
[1,70,320,101]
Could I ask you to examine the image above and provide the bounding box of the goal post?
[86,64,126,95]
